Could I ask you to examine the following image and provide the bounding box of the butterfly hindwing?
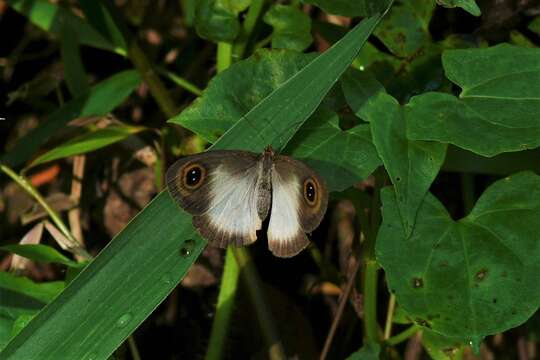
[166,150,265,248]
[267,156,328,257]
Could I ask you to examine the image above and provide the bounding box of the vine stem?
[385,325,419,346]
[383,294,396,339]
[0,164,91,260]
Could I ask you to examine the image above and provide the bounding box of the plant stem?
[363,259,379,342]
[128,40,178,118]
[362,169,384,343]
[156,67,203,96]
[383,294,396,340]
[385,325,419,346]
[233,247,286,360]
[217,42,233,73]
[0,164,91,260]
[205,249,239,360]
[232,0,266,60]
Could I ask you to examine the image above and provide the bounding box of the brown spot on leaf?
[412,277,424,288]
[415,318,431,328]
[475,268,488,281]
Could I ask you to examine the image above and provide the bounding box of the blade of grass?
[0,70,141,168]
[7,0,125,54]
[0,13,385,359]
[27,126,146,168]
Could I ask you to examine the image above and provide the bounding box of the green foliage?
[2,0,540,358]
[0,244,83,268]
[263,5,313,51]
[373,0,435,57]
[302,0,391,17]
[377,172,540,338]
[359,92,447,236]
[408,45,540,156]
[436,0,481,16]
[194,0,251,42]
[28,126,146,168]
[346,342,380,359]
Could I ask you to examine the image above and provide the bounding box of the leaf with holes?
[376,171,540,339]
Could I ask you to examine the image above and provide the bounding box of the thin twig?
[383,294,396,340]
[68,155,86,261]
[0,164,91,260]
[320,256,361,360]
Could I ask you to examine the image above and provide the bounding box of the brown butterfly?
[166,146,328,257]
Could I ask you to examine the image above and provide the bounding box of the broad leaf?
[436,0,481,16]
[407,44,540,157]
[194,0,250,42]
[360,92,447,236]
[302,0,391,17]
[172,50,316,143]
[373,0,435,57]
[263,5,312,52]
[377,171,540,339]
[286,109,381,191]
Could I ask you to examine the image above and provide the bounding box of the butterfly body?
[166,146,328,257]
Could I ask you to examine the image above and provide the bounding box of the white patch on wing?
[267,170,301,245]
[204,164,262,242]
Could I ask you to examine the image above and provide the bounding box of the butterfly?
[166,145,328,257]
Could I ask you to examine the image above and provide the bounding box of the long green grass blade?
[0,13,384,359]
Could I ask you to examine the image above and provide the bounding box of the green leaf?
[0,316,14,351]
[7,0,125,55]
[436,0,481,16]
[359,92,447,235]
[78,0,128,52]
[60,22,89,97]
[286,108,381,191]
[0,272,64,304]
[377,171,540,339]
[1,15,386,359]
[529,17,540,36]
[341,68,385,115]
[263,5,312,52]
[28,126,146,168]
[172,49,316,143]
[0,70,141,168]
[421,329,466,360]
[302,0,391,17]
[346,342,380,359]
[195,0,245,42]
[0,245,81,268]
[407,44,540,157]
[10,315,36,339]
[373,0,435,57]
[212,16,384,152]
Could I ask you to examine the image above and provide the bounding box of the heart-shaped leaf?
[377,171,540,339]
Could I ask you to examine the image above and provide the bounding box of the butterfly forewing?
[166,150,265,247]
